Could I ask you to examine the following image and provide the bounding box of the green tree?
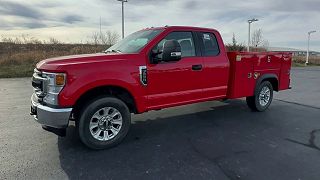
[226,33,245,51]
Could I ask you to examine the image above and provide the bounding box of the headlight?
[42,72,66,106]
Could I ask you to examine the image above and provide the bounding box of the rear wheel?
[78,96,131,149]
[246,81,273,112]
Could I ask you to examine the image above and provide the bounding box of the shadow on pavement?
[57,99,318,180]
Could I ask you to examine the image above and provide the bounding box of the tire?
[78,96,131,149]
[246,81,273,112]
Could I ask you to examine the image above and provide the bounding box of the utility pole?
[99,16,102,41]
[247,18,258,52]
[117,0,128,39]
[306,30,316,65]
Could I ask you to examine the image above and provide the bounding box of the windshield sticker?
[203,34,211,40]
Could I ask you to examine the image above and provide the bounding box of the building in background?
[268,47,320,56]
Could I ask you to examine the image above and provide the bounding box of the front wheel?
[246,81,273,112]
[78,96,131,149]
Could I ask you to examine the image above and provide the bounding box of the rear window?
[198,32,220,56]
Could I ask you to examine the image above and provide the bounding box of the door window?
[153,32,196,60]
[198,32,220,56]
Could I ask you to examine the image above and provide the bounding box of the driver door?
[146,31,205,110]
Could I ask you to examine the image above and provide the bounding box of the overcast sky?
[0,0,319,51]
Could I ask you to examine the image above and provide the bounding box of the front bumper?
[30,93,72,129]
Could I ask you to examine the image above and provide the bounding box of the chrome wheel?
[259,86,271,107]
[89,107,123,141]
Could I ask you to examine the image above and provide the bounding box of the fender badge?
[254,72,260,79]
[139,66,147,86]
[236,55,242,62]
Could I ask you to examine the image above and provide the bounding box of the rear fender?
[255,74,279,93]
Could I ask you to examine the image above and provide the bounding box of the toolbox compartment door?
[279,53,292,90]
[227,52,255,99]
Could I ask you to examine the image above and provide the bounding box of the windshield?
[105,29,163,53]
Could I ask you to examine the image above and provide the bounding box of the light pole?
[306,30,316,65]
[247,18,259,52]
[118,0,128,39]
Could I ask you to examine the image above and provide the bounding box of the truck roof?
[144,26,218,33]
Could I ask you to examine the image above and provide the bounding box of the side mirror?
[150,49,162,64]
[162,40,181,62]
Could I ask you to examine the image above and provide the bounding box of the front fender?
[58,73,147,113]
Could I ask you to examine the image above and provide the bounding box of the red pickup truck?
[31,26,292,149]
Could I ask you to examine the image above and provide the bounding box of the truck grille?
[32,69,47,99]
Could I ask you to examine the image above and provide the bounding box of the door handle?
[192,64,202,71]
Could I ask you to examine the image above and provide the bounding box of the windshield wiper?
[105,49,122,53]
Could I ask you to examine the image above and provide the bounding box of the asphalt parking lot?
[0,67,320,180]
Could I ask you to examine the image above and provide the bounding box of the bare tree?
[48,37,60,44]
[262,39,269,49]
[107,31,120,45]
[251,29,270,51]
[91,32,100,45]
[251,29,263,47]
[100,30,120,46]
[90,30,120,46]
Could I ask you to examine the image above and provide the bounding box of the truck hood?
[36,53,136,71]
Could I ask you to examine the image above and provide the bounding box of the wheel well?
[262,78,279,91]
[72,86,137,119]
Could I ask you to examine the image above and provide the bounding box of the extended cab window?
[153,32,196,60]
[198,32,220,56]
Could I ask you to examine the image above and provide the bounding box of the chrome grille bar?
[32,69,47,99]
